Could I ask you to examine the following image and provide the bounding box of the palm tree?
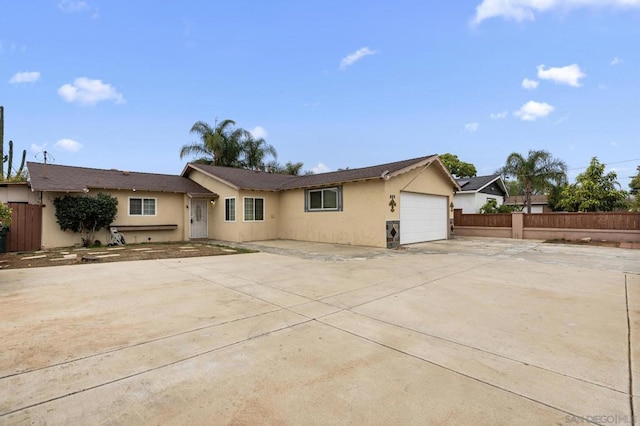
[267,160,304,175]
[240,131,277,170]
[501,149,567,214]
[179,119,243,166]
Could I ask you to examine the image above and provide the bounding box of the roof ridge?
[26,161,182,178]
[310,154,437,177]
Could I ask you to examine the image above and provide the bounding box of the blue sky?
[1,0,639,188]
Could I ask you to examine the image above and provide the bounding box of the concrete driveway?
[1,237,638,425]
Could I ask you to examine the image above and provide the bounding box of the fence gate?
[6,203,42,252]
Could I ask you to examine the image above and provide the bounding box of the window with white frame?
[305,187,342,211]
[243,197,264,221]
[225,198,236,222]
[129,197,156,216]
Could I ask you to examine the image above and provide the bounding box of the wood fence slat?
[6,203,42,251]
[457,210,640,231]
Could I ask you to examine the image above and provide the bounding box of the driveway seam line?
[338,310,627,395]
[0,319,314,418]
[319,320,601,426]
[0,308,283,380]
[625,274,635,423]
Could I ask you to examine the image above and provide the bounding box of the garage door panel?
[400,192,447,244]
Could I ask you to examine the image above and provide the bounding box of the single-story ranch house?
[26,155,460,249]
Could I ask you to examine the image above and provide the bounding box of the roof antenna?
[35,150,55,177]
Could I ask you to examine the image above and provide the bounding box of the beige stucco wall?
[278,163,456,248]
[278,180,386,247]
[385,162,455,223]
[40,189,188,248]
[186,162,456,248]
[185,169,280,243]
[0,183,39,204]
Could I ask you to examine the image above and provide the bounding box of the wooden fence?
[6,203,42,252]
[524,212,639,230]
[453,209,640,244]
[453,209,512,227]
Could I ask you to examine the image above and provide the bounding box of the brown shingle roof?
[27,162,216,197]
[185,164,298,191]
[185,155,457,191]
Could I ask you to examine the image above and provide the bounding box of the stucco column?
[512,212,524,239]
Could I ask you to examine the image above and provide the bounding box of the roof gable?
[456,174,507,195]
[27,162,215,197]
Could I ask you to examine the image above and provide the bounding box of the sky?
[1,0,639,188]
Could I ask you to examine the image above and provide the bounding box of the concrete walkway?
[1,238,638,425]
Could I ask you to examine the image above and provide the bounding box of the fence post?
[512,212,524,239]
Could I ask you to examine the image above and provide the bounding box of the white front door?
[190,199,208,238]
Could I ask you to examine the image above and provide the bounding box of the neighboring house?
[27,162,216,248]
[504,195,550,213]
[26,154,459,249]
[454,174,508,213]
[0,182,38,204]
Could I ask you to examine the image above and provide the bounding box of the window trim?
[224,197,236,222]
[243,197,265,222]
[305,186,343,212]
[128,196,157,217]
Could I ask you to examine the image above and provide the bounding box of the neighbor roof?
[456,174,507,194]
[27,162,216,197]
[184,155,460,191]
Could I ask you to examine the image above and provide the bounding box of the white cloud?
[249,126,267,139]
[312,162,331,174]
[57,0,88,12]
[472,0,640,25]
[514,100,554,121]
[30,143,46,153]
[9,71,41,84]
[490,111,508,119]
[464,122,479,132]
[0,41,26,54]
[55,138,82,152]
[522,78,539,89]
[537,64,585,87]
[610,56,623,66]
[339,47,377,70]
[58,77,125,106]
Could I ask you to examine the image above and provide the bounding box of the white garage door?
[400,192,448,244]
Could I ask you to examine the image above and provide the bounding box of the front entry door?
[190,199,208,238]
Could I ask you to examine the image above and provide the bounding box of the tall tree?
[240,131,277,170]
[0,106,4,179]
[267,160,305,175]
[180,119,244,167]
[439,153,477,178]
[557,157,629,212]
[630,166,640,212]
[501,149,567,214]
[630,166,640,196]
